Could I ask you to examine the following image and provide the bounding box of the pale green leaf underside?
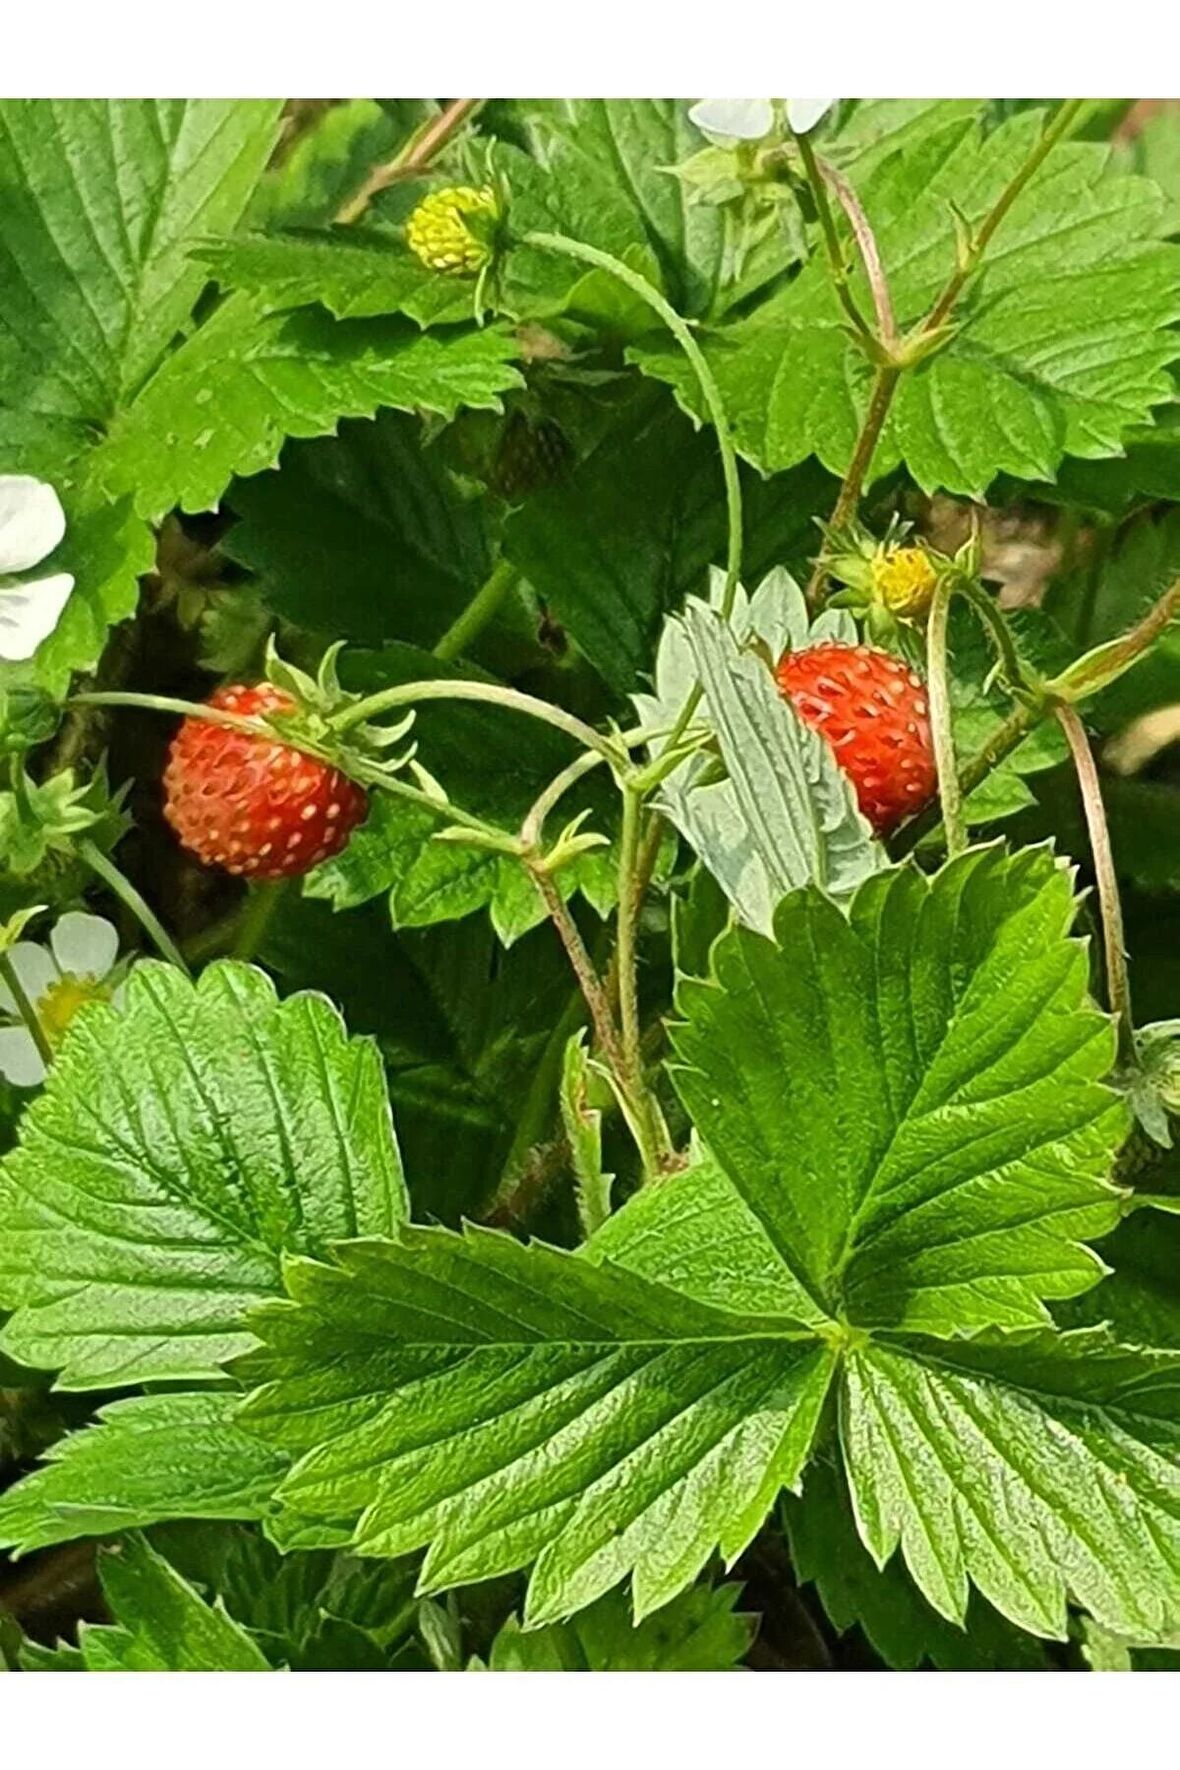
[634,113,1180,495]
[80,1535,271,1672]
[0,960,404,1387]
[0,1391,285,1554]
[672,846,1126,1335]
[843,1330,1180,1642]
[243,1226,832,1625]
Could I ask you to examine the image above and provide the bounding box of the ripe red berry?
[775,642,936,836]
[162,683,367,880]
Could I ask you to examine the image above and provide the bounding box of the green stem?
[616,784,645,1099]
[795,133,877,349]
[233,880,290,963]
[70,690,270,740]
[812,153,898,350]
[519,749,604,850]
[330,677,614,762]
[432,560,520,664]
[78,840,192,976]
[805,365,898,607]
[1056,704,1135,1066]
[526,862,624,1077]
[522,231,743,619]
[334,97,483,226]
[960,576,1029,691]
[919,100,1086,338]
[926,577,965,858]
[0,950,54,1070]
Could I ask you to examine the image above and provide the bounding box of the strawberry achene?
[775,641,936,836]
[162,683,367,880]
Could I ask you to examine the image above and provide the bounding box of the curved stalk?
[522,230,743,621]
[330,677,615,762]
[1055,705,1135,1066]
[79,839,192,977]
[334,98,483,226]
[433,560,520,663]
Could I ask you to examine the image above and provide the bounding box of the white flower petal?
[0,942,58,1010]
[0,1024,48,1088]
[0,475,67,575]
[786,98,837,135]
[51,911,119,981]
[0,571,75,662]
[689,99,775,142]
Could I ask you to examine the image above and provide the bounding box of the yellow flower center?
[871,546,938,619]
[35,974,111,1047]
[406,185,499,276]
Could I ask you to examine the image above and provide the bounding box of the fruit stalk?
[926,575,965,857]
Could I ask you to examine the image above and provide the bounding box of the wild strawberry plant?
[1,96,1180,1674]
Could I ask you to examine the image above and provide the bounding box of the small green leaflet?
[75,1535,271,1672]
[473,1582,753,1671]
[0,960,404,1387]
[0,1392,285,1554]
[671,845,1125,1335]
[559,1031,614,1238]
[242,1227,833,1624]
[633,110,1180,496]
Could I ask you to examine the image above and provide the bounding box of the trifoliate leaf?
[0,961,405,1387]
[0,1392,286,1553]
[78,1535,271,1672]
[474,1581,753,1671]
[242,1227,834,1624]
[671,846,1126,1335]
[633,111,1180,496]
[90,296,523,521]
[842,1329,1180,1642]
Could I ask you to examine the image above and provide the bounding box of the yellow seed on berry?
[870,546,938,620]
[406,185,499,276]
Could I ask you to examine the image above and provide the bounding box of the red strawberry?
[163,683,367,880]
[775,642,936,836]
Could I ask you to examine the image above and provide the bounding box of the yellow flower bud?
[406,185,499,276]
[871,545,938,620]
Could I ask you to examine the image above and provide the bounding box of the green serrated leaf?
[199,229,477,326]
[91,297,523,521]
[0,960,405,1387]
[842,1328,1180,1641]
[0,1392,285,1553]
[242,1227,834,1624]
[671,846,1126,1335]
[79,1535,271,1672]
[633,111,1180,496]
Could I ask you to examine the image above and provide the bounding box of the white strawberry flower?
[689,98,837,142]
[0,474,75,663]
[0,912,125,1087]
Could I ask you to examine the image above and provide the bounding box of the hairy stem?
[926,577,965,858]
[334,98,483,226]
[0,950,53,1070]
[526,863,624,1078]
[806,365,899,606]
[616,784,646,1099]
[1056,704,1135,1065]
[432,559,520,664]
[795,133,876,348]
[79,840,192,977]
[814,154,898,350]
